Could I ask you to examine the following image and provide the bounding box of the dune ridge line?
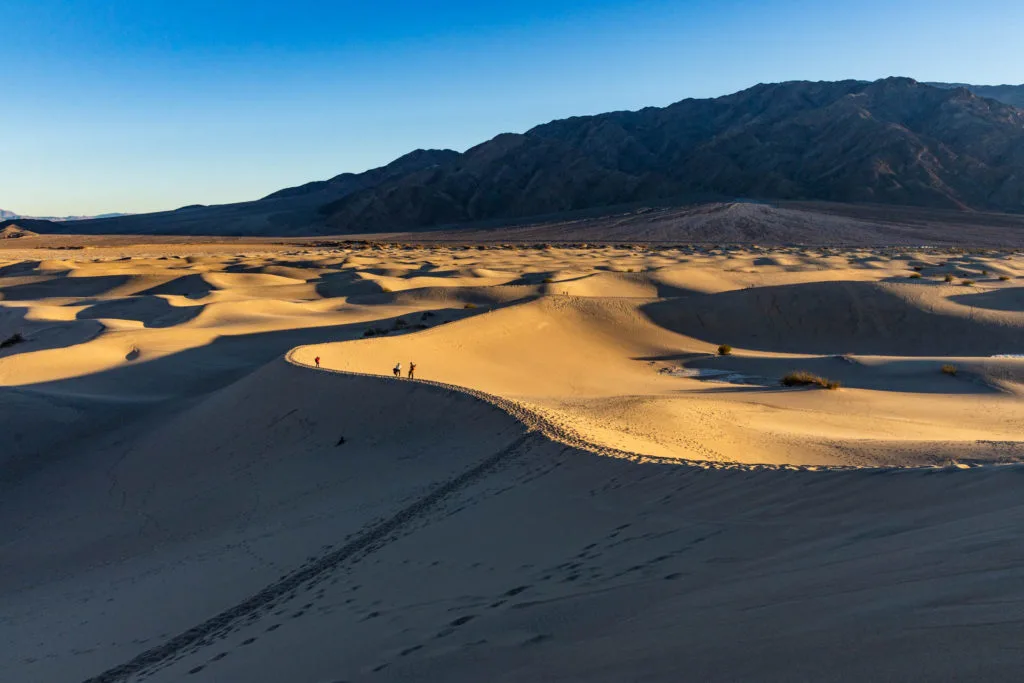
[286,347,929,473]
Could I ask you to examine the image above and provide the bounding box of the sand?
[1,241,1023,682]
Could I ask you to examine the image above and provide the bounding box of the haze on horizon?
[3,0,1023,217]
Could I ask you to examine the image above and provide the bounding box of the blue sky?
[3,0,1022,216]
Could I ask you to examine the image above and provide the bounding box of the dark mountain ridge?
[321,78,1024,232]
[45,77,1024,236]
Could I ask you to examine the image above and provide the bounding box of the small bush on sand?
[913,265,923,271]
[717,344,733,356]
[464,302,478,309]
[909,273,922,279]
[782,371,840,390]
[961,279,975,286]
[999,275,1011,281]
[944,273,955,283]
[1,332,24,348]
[941,363,958,376]
[542,278,554,283]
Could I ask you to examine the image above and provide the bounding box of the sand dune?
[0,241,1023,682]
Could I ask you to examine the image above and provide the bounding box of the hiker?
[393,362,401,378]
[408,362,416,380]
[314,356,320,368]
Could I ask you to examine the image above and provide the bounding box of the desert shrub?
[717,344,733,356]
[912,265,923,271]
[542,278,554,283]
[909,273,922,279]
[961,279,975,286]
[464,303,478,309]
[944,273,955,283]
[999,275,1011,281]
[982,270,989,276]
[782,371,840,390]
[941,363,958,376]
[1,332,24,348]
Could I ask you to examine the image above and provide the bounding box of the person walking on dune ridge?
[314,356,320,368]
[408,362,416,380]
[393,362,401,378]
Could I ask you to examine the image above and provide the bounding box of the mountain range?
[13,78,1024,237]
[0,209,129,222]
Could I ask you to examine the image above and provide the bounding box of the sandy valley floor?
[2,240,1024,682]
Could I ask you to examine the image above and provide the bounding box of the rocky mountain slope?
[42,77,1024,236]
[322,78,1024,232]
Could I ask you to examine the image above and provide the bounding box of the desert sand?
[2,239,1024,682]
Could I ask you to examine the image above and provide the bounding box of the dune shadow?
[139,273,214,298]
[642,280,1024,356]
[76,297,204,328]
[314,272,389,298]
[346,284,538,309]
[652,282,702,298]
[0,306,104,359]
[677,354,999,395]
[502,271,560,286]
[950,287,1024,312]
[0,261,42,277]
[0,275,131,300]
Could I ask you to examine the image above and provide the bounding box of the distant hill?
[0,224,38,239]
[0,218,60,234]
[927,82,1024,109]
[52,77,1024,236]
[0,209,130,222]
[52,149,458,236]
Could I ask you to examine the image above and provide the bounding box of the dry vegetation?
[781,370,841,390]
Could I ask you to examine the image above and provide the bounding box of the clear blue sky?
[3,0,1022,216]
